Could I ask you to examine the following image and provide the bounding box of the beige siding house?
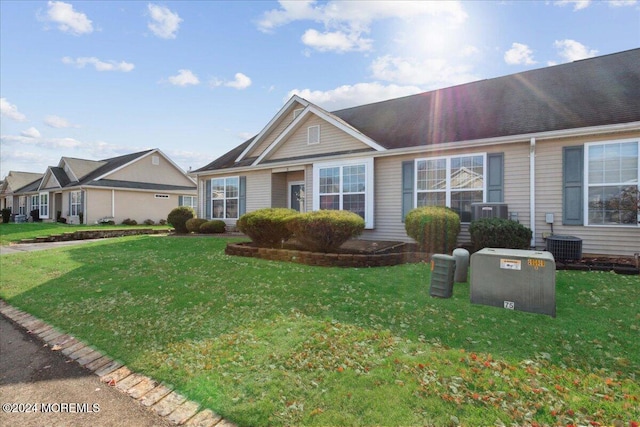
[5,149,197,225]
[192,49,640,257]
[0,171,44,218]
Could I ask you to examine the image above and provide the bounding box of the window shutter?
[486,153,504,203]
[178,195,184,206]
[401,161,414,221]
[239,176,246,216]
[563,146,584,225]
[205,179,212,219]
[68,193,72,216]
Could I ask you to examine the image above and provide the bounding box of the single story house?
[0,171,44,217]
[191,49,640,257]
[3,148,197,225]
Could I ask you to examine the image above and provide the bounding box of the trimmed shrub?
[122,218,138,226]
[404,206,461,253]
[287,210,365,253]
[158,219,167,225]
[167,206,195,234]
[237,208,299,247]
[1,208,11,223]
[186,218,208,233]
[143,219,155,226]
[200,220,226,234]
[469,218,532,252]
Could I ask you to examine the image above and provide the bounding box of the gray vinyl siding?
[267,115,371,162]
[535,134,640,256]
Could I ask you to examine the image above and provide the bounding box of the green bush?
[469,218,532,252]
[143,219,155,226]
[167,206,195,234]
[404,206,461,253]
[237,208,299,247]
[121,218,137,226]
[287,210,365,253]
[1,208,11,223]
[200,220,226,234]
[186,218,208,233]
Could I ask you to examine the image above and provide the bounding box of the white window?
[39,192,49,219]
[18,196,26,215]
[181,195,197,210]
[415,154,485,222]
[211,177,239,219]
[308,125,320,145]
[313,158,374,228]
[586,140,639,226]
[70,191,82,216]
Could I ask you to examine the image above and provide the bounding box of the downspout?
[530,137,536,248]
[111,189,115,218]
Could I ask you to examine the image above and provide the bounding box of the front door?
[289,182,305,212]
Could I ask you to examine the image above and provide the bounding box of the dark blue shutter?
[563,146,584,225]
[178,195,184,206]
[205,179,212,219]
[401,161,414,221]
[239,176,246,216]
[487,153,504,203]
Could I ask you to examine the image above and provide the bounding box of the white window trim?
[308,125,320,145]
[414,153,487,221]
[70,191,82,216]
[39,192,49,219]
[211,176,240,220]
[584,138,639,227]
[18,196,26,215]
[312,157,374,229]
[288,181,305,212]
[181,195,197,210]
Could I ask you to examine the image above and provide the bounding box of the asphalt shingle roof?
[196,48,640,172]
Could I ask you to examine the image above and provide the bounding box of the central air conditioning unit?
[546,235,582,262]
[471,203,508,221]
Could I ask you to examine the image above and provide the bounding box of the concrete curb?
[0,299,237,427]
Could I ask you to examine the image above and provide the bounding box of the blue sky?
[1,0,639,179]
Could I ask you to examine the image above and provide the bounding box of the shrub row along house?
[192,49,640,257]
[0,149,197,225]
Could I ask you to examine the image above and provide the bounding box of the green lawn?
[0,235,638,426]
[0,222,171,245]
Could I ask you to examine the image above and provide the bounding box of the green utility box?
[470,248,556,317]
[430,254,456,298]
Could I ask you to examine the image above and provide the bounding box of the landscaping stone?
[152,391,187,417]
[184,409,222,427]
[140,384,173,406]
[95,360,123,377]
[167,400,200,425]
[116,372,145,392]
[127,377,158,399]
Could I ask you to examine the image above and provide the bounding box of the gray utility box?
[430,254,456,298]
[470,248,556,317]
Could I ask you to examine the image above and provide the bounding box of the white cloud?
[43,1,93,35]
[370,55,479,89]
[225,73,252,90]
[504,43,537,65]
[554,0,592,10]
[147,4,182,39]
[0,134,82,149]
[301,29,372,53]
[608,0,637,6]
[44,115,75,128]
[62,56,134,72]
[167,69,200,86]
[258,1,467,53]
[210,73,253,90]
[554,39,598,62]
[287,82,423,111]
[0,98,27,122]
[21,127,41,138]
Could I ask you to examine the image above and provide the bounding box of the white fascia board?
[93,149,157,181]
[252,105,386,166]
[234,95,310,163]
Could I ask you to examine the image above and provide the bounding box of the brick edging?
[225,242,430,267]
[0,299,236,427]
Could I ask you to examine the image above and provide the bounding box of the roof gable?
[1,171,44,193]
[60,157,106,181]
[254,104,386,165]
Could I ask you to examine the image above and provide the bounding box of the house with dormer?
[194,49,640,257]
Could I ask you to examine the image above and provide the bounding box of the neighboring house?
[4,149,197,225]
[0,171,44,217]
[192,49,640,257]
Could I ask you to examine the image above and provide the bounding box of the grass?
[0,234,638,426]
[0,222,171,245]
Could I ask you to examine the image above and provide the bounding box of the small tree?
[167,206,195,234]
[404,206,461,253]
